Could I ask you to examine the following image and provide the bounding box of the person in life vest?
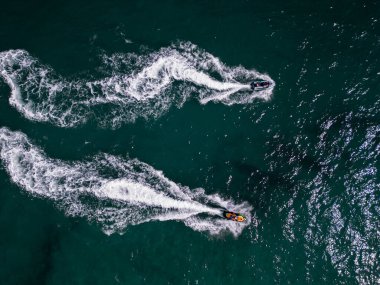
[250,80,270,90]
[223,211,246,222]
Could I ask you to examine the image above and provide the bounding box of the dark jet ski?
[223,211,246,222]
[250,80,271,91]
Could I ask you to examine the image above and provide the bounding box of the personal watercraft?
[250,80,271,91]
[223,211,246,222]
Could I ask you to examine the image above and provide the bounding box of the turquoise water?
[0,0,379,284]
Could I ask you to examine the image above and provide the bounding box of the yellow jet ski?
[223,211,246,222]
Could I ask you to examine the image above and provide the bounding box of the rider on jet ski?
[250,80,270,91]
[223,211,246,222]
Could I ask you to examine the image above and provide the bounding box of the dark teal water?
[0,0,379,284]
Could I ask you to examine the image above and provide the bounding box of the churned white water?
[0,127,252,236]
[0,42,274,128]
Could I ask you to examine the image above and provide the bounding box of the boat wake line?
[0,42,269,236]
[0,42,274,128]
[0,128,252,237]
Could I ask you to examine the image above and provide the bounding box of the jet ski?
[223,211,246,222]
[250,80,271,91]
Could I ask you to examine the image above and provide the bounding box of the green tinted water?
[0,0,379,284]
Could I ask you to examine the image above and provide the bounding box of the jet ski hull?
[250,80,271,91]
[223,211,246,222]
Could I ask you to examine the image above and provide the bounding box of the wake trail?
[0,42,275,128]
[0,41,260,237]
[0,128,251,236]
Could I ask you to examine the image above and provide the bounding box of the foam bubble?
[0,42,274,128]
[0,127,252,236]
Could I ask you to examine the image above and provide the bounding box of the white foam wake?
[0,42,274,128]
[0,127,252,236]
